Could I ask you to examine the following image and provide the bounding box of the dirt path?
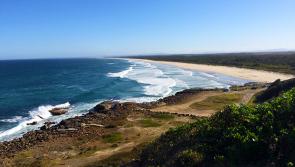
[151,89,262,116]
[151,91,221,116]
[57,116,192,167]
[58,142,136,167]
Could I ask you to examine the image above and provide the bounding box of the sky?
[0,0,295,60]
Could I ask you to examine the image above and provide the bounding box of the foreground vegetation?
[130,52,295,74]
[133,87,295,167]
[255,78,295,103]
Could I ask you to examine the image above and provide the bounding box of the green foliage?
[175,150,204,167]
[150,113,175,120]
[190,93,242,110]
[255,78,295,103]
[135,88,295,167]
[102,132,123,143]
[139,118,161,127]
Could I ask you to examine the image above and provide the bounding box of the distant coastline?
[128,58,294,83]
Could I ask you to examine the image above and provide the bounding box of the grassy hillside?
[131,87,295,167]
[129,52,295,74]
[255,78,295,103]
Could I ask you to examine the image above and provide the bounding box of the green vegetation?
[134,88,295,167]
[190,93,242,110]
[139,118,161,127]
[150,113,175,120]
[255,78,295,103]
[102,132,123,143]
[85,143,148,167]
[130,52,295,74]
[11,150,57,167]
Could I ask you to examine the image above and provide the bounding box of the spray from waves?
[0,102,70,140]
[0,116,24,123]
[107,60,177,98]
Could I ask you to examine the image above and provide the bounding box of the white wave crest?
[0,116,24,123]
[199,72,218,79]
[107,67,133,78]
[0,102,70,140]
[119,61,177,97]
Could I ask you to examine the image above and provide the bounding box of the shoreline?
[128,58,294,83]
[0,83,265,165]
[0,57,256,142]
[0,87,213,155]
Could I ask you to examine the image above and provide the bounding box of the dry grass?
[190,93,242,110]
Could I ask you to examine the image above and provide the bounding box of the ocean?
[0,58,249,141]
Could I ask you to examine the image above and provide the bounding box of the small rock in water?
[49,108,68,115]
[27,121,37,125]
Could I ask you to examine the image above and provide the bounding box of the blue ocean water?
[0,58,249,141]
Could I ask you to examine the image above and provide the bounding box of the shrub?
[135,88,295,167]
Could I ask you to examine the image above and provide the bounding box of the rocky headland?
[0,83,265,166]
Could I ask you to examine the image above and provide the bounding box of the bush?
[134,88,295,167]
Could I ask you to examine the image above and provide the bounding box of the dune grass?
[190,93,242,110]
[102,132,123,143]
[151,113,175,120]
[139,118,161,127]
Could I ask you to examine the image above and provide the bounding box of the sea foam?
[107,60,177,98]
[0,116,24,123]
[0,102,70,141]
[107,67,133,78]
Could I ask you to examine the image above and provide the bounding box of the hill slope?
[131,87,295,167]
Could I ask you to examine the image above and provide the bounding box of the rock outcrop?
[49,108,68,115]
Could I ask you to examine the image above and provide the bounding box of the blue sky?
[0,0,294,59]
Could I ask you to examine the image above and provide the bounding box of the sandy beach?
[128,59,294,83]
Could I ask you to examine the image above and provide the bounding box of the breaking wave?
[0,102,70,141]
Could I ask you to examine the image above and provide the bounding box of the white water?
[0,59,250,142]
[107,59,249,102]
[0,116,24,123]
[108,66,134,78]
[108,60,179,98]
[0,102,71,141]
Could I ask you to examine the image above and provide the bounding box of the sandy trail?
[151,89,261,116]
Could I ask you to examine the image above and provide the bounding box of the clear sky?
[0,0,295,59]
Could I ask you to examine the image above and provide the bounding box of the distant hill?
[127,51,295,74]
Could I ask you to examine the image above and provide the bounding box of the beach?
[128,59,294,83]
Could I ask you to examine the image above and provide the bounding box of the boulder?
[93,101,117,112]
[49,108,68,115]
[40,121,55,130]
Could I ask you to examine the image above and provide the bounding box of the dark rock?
[59,120,72,129]
[27,121,37,125]
[49,108,68,115]
[40,125,47,130]
[93,101,115,112]
[40,122,55,130]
